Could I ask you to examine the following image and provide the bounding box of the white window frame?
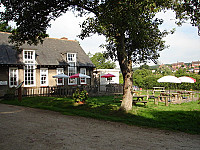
[68,62,77,85]
[9,67,18,87]
[23,50,36,87]
[67,53,76,62]
[24,65,36,87]
[40,68,48,86]
[57,68,64,85]
[23,50,35,64]
[67,53,77,85]
[80,68,87,84]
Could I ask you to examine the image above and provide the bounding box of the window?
[67,53,76,62]
[23,50,35,64]
[24,65,35,86]
[57,68,64,85]
[68,62,77,85]
[9,67,18,87]
[67,53,77,85]
[80,68,86,84]
[23,50,36,87]
[40,68,48,86]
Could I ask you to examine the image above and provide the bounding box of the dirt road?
[0,104,200,150]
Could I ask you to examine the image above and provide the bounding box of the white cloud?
[47,11,106,54]
[158,23,200,64]
[47,11,85,39]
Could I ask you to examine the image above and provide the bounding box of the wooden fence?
[17,84,123,97]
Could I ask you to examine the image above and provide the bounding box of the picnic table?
[176,91,194,99]
[153,87,165,94]
[132,95,147,105]
[171,93,182,101]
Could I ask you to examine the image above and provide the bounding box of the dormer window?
[23,50,35,64]
[67,53,76,62]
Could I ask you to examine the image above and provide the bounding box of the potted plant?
[73,88,88,104]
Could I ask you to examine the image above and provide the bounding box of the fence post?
[165,97,168,106]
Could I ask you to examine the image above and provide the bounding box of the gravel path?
[0,103,200,150]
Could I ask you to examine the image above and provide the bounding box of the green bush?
[4,87,16,100]
[73,88,88,103]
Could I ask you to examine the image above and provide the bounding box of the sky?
[46,10,200,66]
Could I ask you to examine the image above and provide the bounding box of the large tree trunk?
[120,60,133,111]
[116,34,133,112]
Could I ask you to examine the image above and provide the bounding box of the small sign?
[16,81,24,89]
[0,81,8,85]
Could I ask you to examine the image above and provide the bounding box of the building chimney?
[61,37,68,40]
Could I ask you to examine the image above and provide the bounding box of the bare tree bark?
[117,34,133,112]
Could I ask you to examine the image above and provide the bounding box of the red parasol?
[178,76,196,83]
[101,73,116,78]
[101,73,116,84]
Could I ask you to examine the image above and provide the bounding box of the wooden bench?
[153,87,165,94]
[132,100,148,106]
[157,96,171,106]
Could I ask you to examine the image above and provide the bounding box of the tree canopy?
[88,52,116,69]
[1,0,199,111]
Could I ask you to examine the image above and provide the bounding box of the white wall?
[98,69,120,85]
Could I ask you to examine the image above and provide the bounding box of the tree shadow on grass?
[66,103,200,134]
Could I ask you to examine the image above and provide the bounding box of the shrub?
[4,87,16,100]
[73,88,88,103]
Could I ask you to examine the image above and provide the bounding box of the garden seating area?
[7,84,199,107]
[129,88,198,106]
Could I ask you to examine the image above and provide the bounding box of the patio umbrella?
[101,73,116,78]
[157,75,181,83]
[52,74,70,78]
[178,76,196,83]
[101,73,116,84]
[157,75,181,101]
[70,73,90,78]
[52,74,70,86]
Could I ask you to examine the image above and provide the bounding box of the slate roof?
[0,32,95,67]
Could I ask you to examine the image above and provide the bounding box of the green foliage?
[0,21,13,32]
[139,64,150,70]
[133,69,153,88]
[133,69,152,77]
[132,67,200,90]
[4,87,16,100]
[73,88,88,102]
[1,96,200,134]
[119,73,123,84]
[156,65,172,75]
[143,75,162,89]
[174,68,187,77]
[172,0,200,35]
[89,52,116,69]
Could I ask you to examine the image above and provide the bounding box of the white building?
[97,69,120,85]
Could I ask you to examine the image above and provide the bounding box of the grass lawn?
[0,95,200,134]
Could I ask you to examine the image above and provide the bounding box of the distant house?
[191,61,200,73]
[171,62,186,71]
[0,32,95,96]
[96,69,120,85]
